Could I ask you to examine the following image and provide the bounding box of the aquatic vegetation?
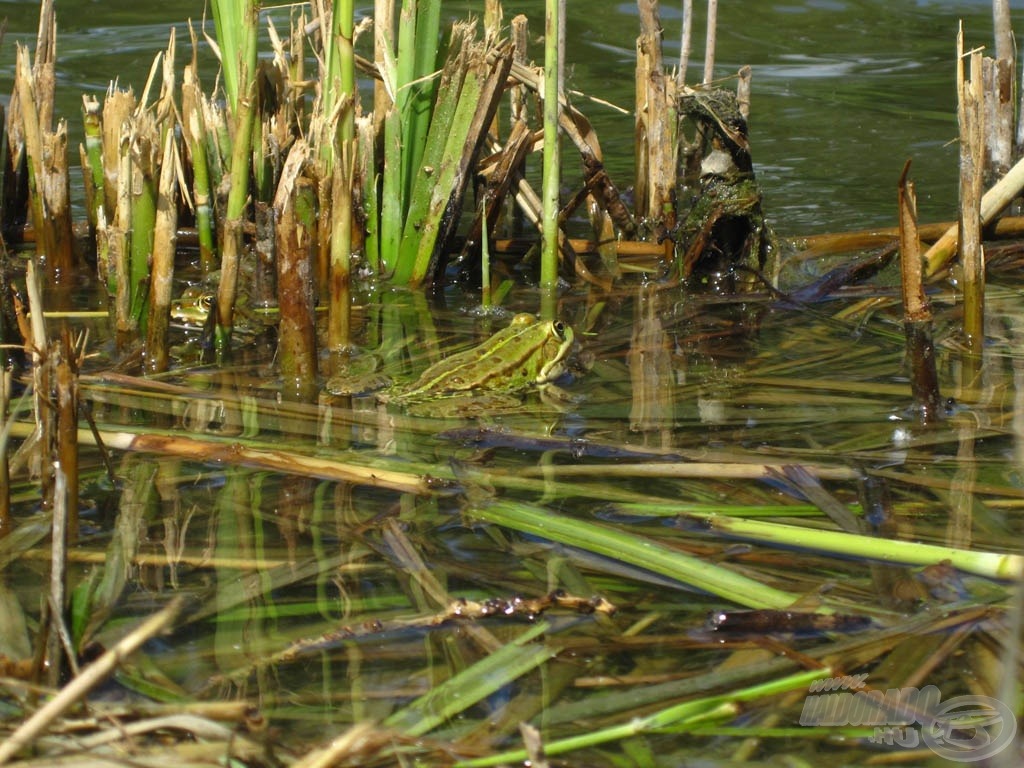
[0,2,1023,766]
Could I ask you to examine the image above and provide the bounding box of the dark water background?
[0,0,1000,233]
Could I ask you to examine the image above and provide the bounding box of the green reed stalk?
[473,500,800,609]
[211,0,258,356]
[403,1,441,201]
[182,63,217,272]
[215,89,255,356]
[385,622,553,737]
[456,668,828,767]
[322,0,356,349]
[379,42,403,269]
[393,30,471,285]
[540,0,563,299]
[322,0,355,164]
[671,509,1024,580]
[480,198,491,308]
[378,0,442,278]
[328,139,355,350]
[80,95,104,234]
[128,115,158,333]
[378,1,415,275]
[212,0,258,113]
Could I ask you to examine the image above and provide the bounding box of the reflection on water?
[1,2,1022,765]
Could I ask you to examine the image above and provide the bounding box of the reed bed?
[1,1,1023,766]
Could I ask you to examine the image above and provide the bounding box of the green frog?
[170,287,214,327]
[170,287,264,334]
[326,313,576,417]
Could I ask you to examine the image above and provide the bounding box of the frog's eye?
[552,321,566,338]
[199,294,213,311]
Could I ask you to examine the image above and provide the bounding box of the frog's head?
[536,318,575,385]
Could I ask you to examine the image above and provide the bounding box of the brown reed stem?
[275,140,319,403]
[55,328,78,542]
[959,33,985,355]
[144,130,179,374]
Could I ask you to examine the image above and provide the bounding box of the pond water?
[0,0,998,232]
[1,1,1022,766]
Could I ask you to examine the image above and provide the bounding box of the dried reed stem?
[0,597,184,765]
[898,160,940,422]
[144,129,179,374]
[55,329,78,540]
[898,162,928,322]
[703,0,718,84]
[959,35,985,354]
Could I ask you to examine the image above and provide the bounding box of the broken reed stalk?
[24,261,54,506]
[989,0,1014,176]
[275,140,319,403]
[540,0,563,299]
[0,597,185,765]
[959,35,985,355]
[923,147,1024,277]
[371,0,393,145]
[15,45,73,282]
[110,130,133,346]
[55,328,78,542]
[356,116,379,271]
[898,163,928,322]
[898,162,941,423]
[80,96,103,237]
[144,129,179,374]
[634,0,674,225]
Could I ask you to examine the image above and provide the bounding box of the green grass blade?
[472,500,800,609]
[456,668,829,767]
[383,621,554,737]
[664,508,1024,580]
